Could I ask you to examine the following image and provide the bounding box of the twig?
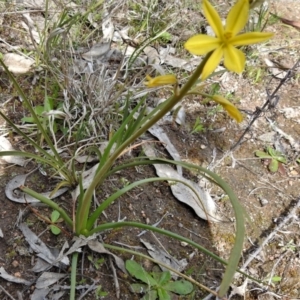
[231,58,300,151]
[77,278,97,300]
[0,285,16,300]
[109,256,120,299]
[137,212,171,237]
[239,197,300,273]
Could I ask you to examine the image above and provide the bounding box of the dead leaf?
[19,223,68,269]
[0,267,31,285]
[31,288,51,300]
[22,13,44,44]
[22,0,47,8]
[35,272,66,289]
[140,239,188,279]
[82,42,111,61]
[264,58,287,79]
[102,11,114,42]
[229,279,248,299]
[63,235,94,256]
[2,53,34,74]
[72,163,99,199]
[5,173,68,203]
[74,155,99,163]
[88,240,126,274]
[0,136,26,166]
[143,144,219,222]
[147,124,182,175]
[144,46,160,64]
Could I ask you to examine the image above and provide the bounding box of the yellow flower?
[144,74,177,88]
[184,0,273,80]
[211,95,243,123]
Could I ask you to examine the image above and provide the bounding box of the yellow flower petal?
[231,32,274,46]
[223,45,245,73]
[184,35,220,55]
[184,0,273,79]
[225,0,249,35]
[212,95,243,122]
[144,74,177,88]
[203,0,224,38]
[201,46,223,80]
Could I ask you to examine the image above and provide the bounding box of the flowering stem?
[77,53,212,235]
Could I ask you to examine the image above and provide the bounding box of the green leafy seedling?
[126,260,193,300]
[255,146,287,173]
[191,117,206,134]
[95,285,108,298]
[263,274,281,287]
[22,95,63,134]
[49,210,62,235]
[87,255,105,270]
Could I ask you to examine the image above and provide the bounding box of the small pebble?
[181,242,188,247]
[14,272,21,278]
[259,198,268,206]
[12,260,19,267]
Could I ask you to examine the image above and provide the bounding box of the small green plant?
[278,239,297,252]
[48,210,63,235]
[22,92,65,139]
[255,146,287,173]
[268,13,280,26]
[263,274,282,287]
[209,82,220,95]
[95,285,108,298]
[191,117,206,134]
[87,255,105,270]
[248,0,270,32]
[126,260,193,300]
[159,31,172,43]
[246,66,264,84]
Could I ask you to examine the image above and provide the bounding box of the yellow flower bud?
[211,95,243,123]
[144,74,177,88]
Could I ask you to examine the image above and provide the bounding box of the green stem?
[77,53,212,234]
[70,252,79,300]
[20,186,73,228]
[86,177,204,231]
[88,221,224,263]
